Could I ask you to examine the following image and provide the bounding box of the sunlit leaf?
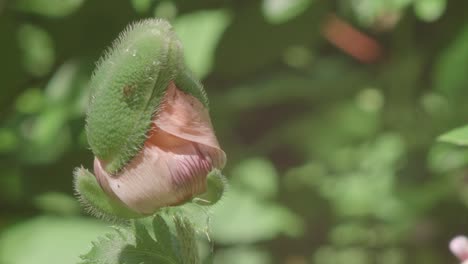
[428,144,468,173]
[0,216,109,264]
[131,0,152,13]
[211,189,303,244]
[17,24,54,77]
[262,0,312,24]
[174,10,231,79]
[16,0,84,17]
[231,157,278,199]
[214,247,272,264]
[154,1,178,20]
[414,0,446,22]
[438,125,468,146]
[34,192,81,216]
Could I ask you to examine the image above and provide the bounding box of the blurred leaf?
[282,45,313,68]
[15,87,44,114]
[213,3,327,77]
[17,24,54,77]
[438,125,468,146]
[0,216,109,264]
[44,61,91,116]
[231,157,278,199]
[346,0,410,27]
[0,167,23,202]
[131,0,152,13]
[214,247,272,264]
[34,192,81,216]
[317,134,405,219]
[262,0,312,24]
[15,0,84,17]
[20,107,70,163]
[211,189,303,244]
[313,246,371,264]
[434,23,468,98]
[0,128,19,153]
[414,0,446,22]
[154,1,178,20]
[428,143,468,173]
[329,223,399,247]
[174,10,231,79]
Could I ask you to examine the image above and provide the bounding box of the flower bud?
[93,82,225,214]
[74,19,226,217]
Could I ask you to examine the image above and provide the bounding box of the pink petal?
[94,138,211,214]
[153,82,226,168]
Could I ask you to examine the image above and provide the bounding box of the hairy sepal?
[86,19,183,173]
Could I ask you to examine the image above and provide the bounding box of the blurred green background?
[1,0,468,263]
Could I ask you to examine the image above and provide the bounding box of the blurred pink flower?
[450,236,468,263]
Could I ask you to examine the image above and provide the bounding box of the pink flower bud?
[93,82,226,214]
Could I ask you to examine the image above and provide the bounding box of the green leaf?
[214,247,272,264]
[414,0,446,22]
[80,213,200,264]
[131,0,152,13]
[231,158,278,199]
[434,23,468,98]
[15,0,84,17]
[15,87,44,114]
[17,24,54,77]
[438,125,468,146]
[262,0,312,24]
[211,189,303,244]
[174,10,231,79]
[34,192,81,216]
[0,216,109,264]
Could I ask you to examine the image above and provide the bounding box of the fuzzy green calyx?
[86,19,183,173]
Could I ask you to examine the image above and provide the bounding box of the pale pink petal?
[94,136,212,214]
[154,82,226,168]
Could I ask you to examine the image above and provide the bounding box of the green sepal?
[73,167,142,219]
[174,67,209,108]
[86,19,183,174]
[193,169,227,206]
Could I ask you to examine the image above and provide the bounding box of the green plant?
[73,19,227,263]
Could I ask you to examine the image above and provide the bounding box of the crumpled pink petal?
[93,82,226,214]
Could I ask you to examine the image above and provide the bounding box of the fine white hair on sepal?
[73,166,132,224]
